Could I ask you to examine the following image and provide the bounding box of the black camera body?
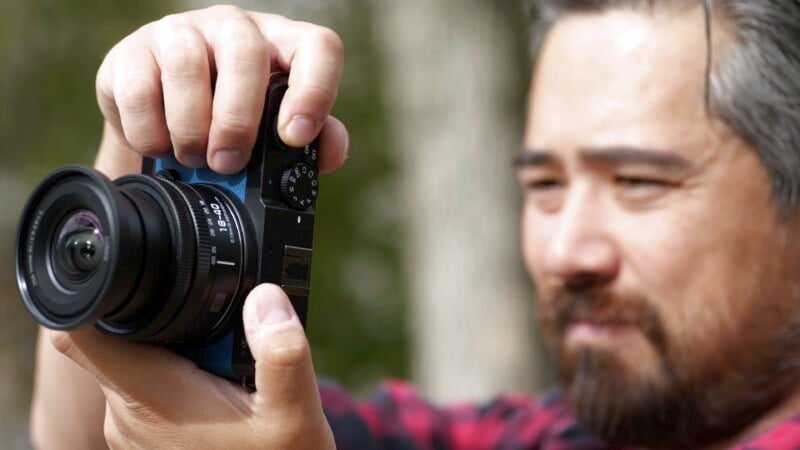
[15,73,319,387]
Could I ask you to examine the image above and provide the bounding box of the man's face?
[520,5,800,447]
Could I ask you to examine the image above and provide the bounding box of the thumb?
[242,284,323,418]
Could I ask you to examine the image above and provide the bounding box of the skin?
[34,3,800,450]
[31,5,347,449]
[520,5,800,449]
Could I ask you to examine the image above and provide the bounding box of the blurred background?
[0,0,552,446]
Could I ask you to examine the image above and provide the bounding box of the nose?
[541,190,621,290]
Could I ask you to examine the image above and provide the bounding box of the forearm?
[30,328,107,450]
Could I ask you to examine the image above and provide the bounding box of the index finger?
[248,13,345,148]
[48,329,248,415]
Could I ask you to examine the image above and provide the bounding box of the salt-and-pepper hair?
[529,0,800,214]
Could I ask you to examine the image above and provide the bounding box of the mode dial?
[280,163,318,210]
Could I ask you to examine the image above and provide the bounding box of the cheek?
[521,206,559,328]
[617,204,790,363]
[614,211,695,296]
[521,206,545,282]
[612,211,719,340]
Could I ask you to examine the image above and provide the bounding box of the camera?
[15,72,319,389]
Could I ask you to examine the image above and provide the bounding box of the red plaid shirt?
[321,380,800,449]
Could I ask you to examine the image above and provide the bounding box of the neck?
[701,383,800,450]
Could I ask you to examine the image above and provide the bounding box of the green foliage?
[0,0,179,177]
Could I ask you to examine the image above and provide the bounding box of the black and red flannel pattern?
[320,380,800,449]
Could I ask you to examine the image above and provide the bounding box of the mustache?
[546,288,667,352]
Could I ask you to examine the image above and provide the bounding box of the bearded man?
[30,1,800,449]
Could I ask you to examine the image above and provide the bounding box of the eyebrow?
[513,151,558,167]
[580,146,692,171]
[514,146,692,172]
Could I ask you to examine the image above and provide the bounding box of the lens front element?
[52,210,106,286]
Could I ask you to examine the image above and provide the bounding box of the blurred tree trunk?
[373,1,550,402]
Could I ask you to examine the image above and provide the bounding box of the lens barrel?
[15,166,252,345]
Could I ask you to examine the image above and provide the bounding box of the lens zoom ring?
[182,183,213,295]
[149,180,212,341]
[152,179,197,306]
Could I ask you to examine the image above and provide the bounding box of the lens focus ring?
[147,179,214,342]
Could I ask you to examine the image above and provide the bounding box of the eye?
[614,176,670,189]
[519,175,565,212]
[525,178,563,191]
[613,176,677,206]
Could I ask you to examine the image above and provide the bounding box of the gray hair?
[529,0,800,214]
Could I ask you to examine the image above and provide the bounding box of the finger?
[103,402,128,450]
[93,121,144,179]
[242,284,323,419]
[247,14,344,147]
[110,35,171,157]
[206,10,270,174]
[152,15,213,168]
[317,115,349,174]
[49,328,202,406]
[96,48,122,138]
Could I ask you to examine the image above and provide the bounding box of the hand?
[51,284,334,449]
[93,5,348,179]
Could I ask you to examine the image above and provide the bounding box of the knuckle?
[263,326,311,367]
[213,110,258,140]
[299,83,337,112]
[115,76,158,117]
[120,396,155,420]
[155,20,207,82]
[310,26,344,59]
[156,12,184,30]
[271,424,305,445]
[128,132,170,157]
[96,55,113,97]
[206,4,244,17]
[103,416,125,449]
[48,331,73,356]
[217,21,267,72]
[160,45,207,83]
[225,41,268,74]
[171,129,207,152]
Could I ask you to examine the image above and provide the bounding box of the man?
[31,1,800,449]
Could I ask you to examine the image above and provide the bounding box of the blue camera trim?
[156,157,247,381]
[154,158,248,202]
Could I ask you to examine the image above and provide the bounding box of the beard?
[539,287,800,449]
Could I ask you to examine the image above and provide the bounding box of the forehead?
[526,6,715,155]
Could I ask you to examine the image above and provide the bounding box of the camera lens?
[15,166,148,327]
[16,165,255,343]
[52,210,106,285]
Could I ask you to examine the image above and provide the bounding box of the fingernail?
[212,149,244,173]
[286,116,317,144]
[182,154,206,168]
[251,286,292,325]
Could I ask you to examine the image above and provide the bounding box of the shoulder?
[322,380,608,449]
